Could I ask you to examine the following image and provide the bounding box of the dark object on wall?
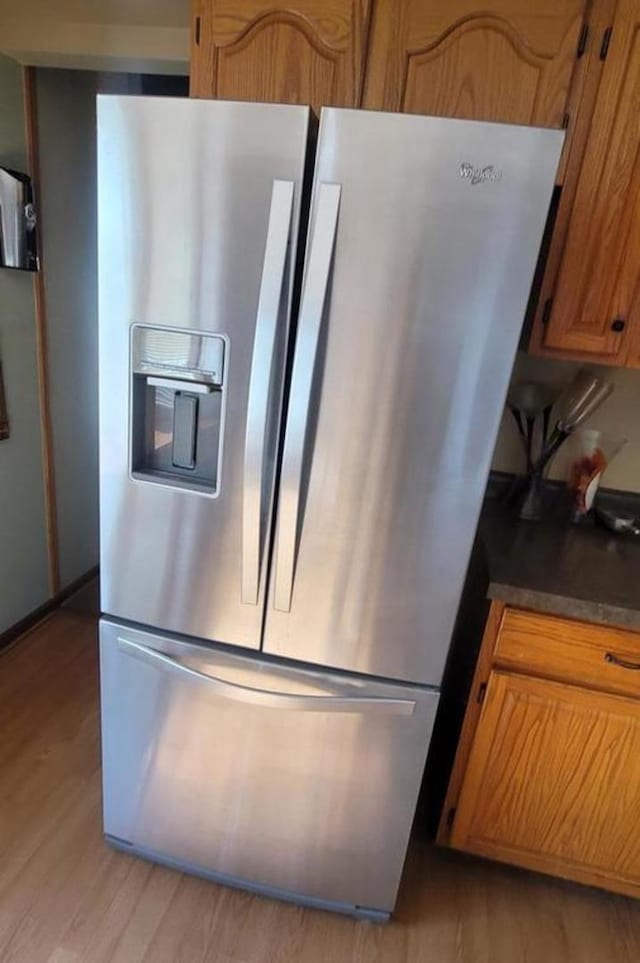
[0,361,9,440]
[0,167,38,271]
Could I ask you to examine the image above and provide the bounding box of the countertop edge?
[487,581,640,633]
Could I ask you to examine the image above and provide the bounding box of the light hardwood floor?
[1,609,639,963]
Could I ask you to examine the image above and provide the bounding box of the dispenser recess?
[130,326,226,495]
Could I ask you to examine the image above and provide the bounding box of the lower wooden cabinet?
[441,603,640,899]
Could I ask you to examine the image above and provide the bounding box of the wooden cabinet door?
[626,320,640,369]
[190,0,372,112]
[542,0,640,360]
[451,671,640,896]
[362,0,589,129]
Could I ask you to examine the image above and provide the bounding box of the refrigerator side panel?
[98,97,309,649]
[264,109,563,683]
[99,618,438,916]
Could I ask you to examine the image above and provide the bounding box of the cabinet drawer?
[496,609,640,699]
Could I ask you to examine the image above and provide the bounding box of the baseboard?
[0,565,99,651]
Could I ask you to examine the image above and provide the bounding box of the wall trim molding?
[0,566,98,652]
[23,65,60,595]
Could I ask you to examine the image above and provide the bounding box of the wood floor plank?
[140,874,229,963]
[0,610,639,963]
[52,852,153,963]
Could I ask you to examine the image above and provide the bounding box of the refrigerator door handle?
[117,637,416,715]
[273,182,341,613]
[242,180,295,605]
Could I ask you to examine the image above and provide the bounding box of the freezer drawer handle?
[273,182,342,612]
[117,637,416,715]
[242,179,295,605]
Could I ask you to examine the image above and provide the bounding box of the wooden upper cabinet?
[627,321,640,369]
[451,670,640,895]
[362,0,589,128]
[541,0,640,361]
[190,0,373,111]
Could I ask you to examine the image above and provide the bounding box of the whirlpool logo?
[459,163,503,185]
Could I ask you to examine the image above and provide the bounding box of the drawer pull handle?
[117,637,417,715]
[605,652,640,670]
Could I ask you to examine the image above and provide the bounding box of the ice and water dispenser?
[130,326,226,495]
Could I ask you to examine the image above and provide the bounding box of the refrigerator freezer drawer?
[99,618,438,916]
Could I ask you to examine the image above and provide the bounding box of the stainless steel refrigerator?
[98,96,562,919]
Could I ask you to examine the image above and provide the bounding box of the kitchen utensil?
[508,405,527,444]
[567,429,627,521]
[506,381,560,472]
[595,505,640,536]
[556,371,613,432]
[508,369,613,520]
[542,403,552,446]
[525,414,535,472]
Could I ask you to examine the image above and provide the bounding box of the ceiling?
[0,1,190,73]
[0,1,189,27]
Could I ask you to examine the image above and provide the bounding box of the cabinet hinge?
[541,298,553,326]
[477,682,487,705]
[577,23,589,58]
[195,15,201,46]
[562,112,570,130]
[446,807,456,829]
[600,26,612,60]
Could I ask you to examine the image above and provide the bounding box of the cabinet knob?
[611,318,626,332]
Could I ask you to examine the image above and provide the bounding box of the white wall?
[36,67,99,588]
[0,53,49,631]
[492,352,640,492]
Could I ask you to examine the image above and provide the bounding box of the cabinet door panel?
[191,0,372,111]
[543,0,640,358]
[362,0,588,128]
[627,319,640,368]
[451,671,640,889]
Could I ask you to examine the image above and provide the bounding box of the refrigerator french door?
[98,96,563,918]
[98,97,309,650]
[265,109,564,684]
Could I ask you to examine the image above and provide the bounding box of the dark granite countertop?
[479,482,640,630]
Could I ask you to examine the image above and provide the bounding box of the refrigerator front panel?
[98,97,309,648]
[100,618,438,916]
[265,109,563,683]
